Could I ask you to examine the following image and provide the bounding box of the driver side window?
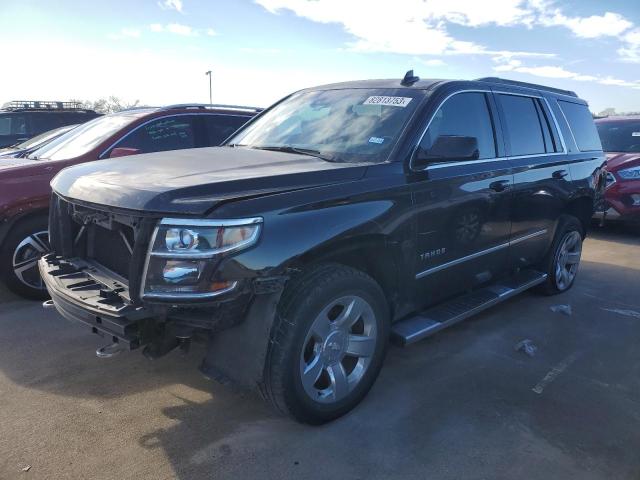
[420,92,497,160]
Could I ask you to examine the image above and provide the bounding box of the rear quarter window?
[203,115,252,145]
[559,101,602,152]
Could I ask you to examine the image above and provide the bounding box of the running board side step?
[391,269,547,346]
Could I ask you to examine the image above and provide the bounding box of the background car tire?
[263,264,390,424]
[536,215,584,296]
[0,215,50,300]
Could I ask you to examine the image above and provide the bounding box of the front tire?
[0,215,50,299]
[263,264,390,424]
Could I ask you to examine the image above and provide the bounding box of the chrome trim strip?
[556,102,579,152]
[540,96,568,153]
[98,112,253,159]
[416,242,508,279]
[142,281,238,300]
[414,88,569,172]
[509,228,548,246]
[150,224,262,258]
[415,229,548,279]
[160,217,262,227]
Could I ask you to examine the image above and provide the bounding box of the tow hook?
[42,299,55,309]
[96,342,124,358]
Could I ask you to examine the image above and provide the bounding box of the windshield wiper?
[251,145,337,162]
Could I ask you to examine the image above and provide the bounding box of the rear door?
[409,90,514,309]
[494,89,571,269]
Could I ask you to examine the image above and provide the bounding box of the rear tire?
[0,215,50,300]
[537,215,584,296]
[263,264,390,424]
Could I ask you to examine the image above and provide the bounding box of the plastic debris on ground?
[550,304,572,316]
[514,339,538,357]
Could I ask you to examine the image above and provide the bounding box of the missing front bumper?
[38,254,152,350]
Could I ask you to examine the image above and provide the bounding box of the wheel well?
[566,196,594,237]
[0,209,49,250]
[293,237,401,318]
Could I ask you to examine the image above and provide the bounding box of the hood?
[52,146,369,215]
[606,152,640,171]
[0,156,38,172]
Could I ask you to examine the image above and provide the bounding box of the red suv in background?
[595,116,640,223]
[0,104,260,298]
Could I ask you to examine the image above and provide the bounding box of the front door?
[409,91,514,309]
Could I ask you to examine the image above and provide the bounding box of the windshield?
[29,111,148,160]
[596,120,640,153]
[227,88,423,163]
[17,125,77,150]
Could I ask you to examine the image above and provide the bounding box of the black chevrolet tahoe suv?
[0,101,100,148]
[39,73,606,424]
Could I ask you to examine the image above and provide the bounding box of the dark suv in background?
[0,104,260,298]
[40,75,605,424]
[0,101,100,148]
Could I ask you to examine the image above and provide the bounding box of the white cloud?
[618,29,640,63]
[493,59,640,89]
[149,23,197,36]
[540,11,632,39]
[107,28,141,40]
[206,28,217,37]
[158,0,183,13]
[255,0,548,57]
[257,0,640,68]
[417,58,446,67]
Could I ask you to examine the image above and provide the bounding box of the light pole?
[205,70,212,104]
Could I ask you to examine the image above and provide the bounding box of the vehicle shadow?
[0,240,638,479]
[134,258,640,480]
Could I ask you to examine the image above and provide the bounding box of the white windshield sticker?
[363,96,412,107]
[632,132,640,137]
[369,136,385,144]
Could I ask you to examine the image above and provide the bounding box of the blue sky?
[1,0,639,113]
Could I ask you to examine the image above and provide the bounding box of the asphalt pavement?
[1,223,639,480]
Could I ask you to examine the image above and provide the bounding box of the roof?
[1,100,97,113]
[595,115,640,122]
[305,75,580,99]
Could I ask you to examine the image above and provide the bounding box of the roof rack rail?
[160,103,263,113]
[1,100,93,111]
[475,77,578,98]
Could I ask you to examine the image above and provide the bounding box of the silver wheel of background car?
[299,295,377,404]
[12,231,50,291]
[554,230,582,291]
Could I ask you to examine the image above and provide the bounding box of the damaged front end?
[40,194,284,375]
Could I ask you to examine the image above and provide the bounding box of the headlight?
[142,217,262,299]
[618,166,640,180]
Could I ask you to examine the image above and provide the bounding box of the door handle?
[489,180,510,192]
[553,169,569,179]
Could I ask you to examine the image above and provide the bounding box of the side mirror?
[109,147,141,158]
[414,135,480,168]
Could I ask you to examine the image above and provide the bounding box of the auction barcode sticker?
[363,96,412,107]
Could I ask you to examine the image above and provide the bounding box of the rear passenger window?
[559,101,602,152]
[114,116,196,154]
[498,94,546,156]
[419,92,496,160]
[203,115,251,145]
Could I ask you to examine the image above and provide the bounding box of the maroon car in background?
[0,104,260,298]
[595,115,640,223]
